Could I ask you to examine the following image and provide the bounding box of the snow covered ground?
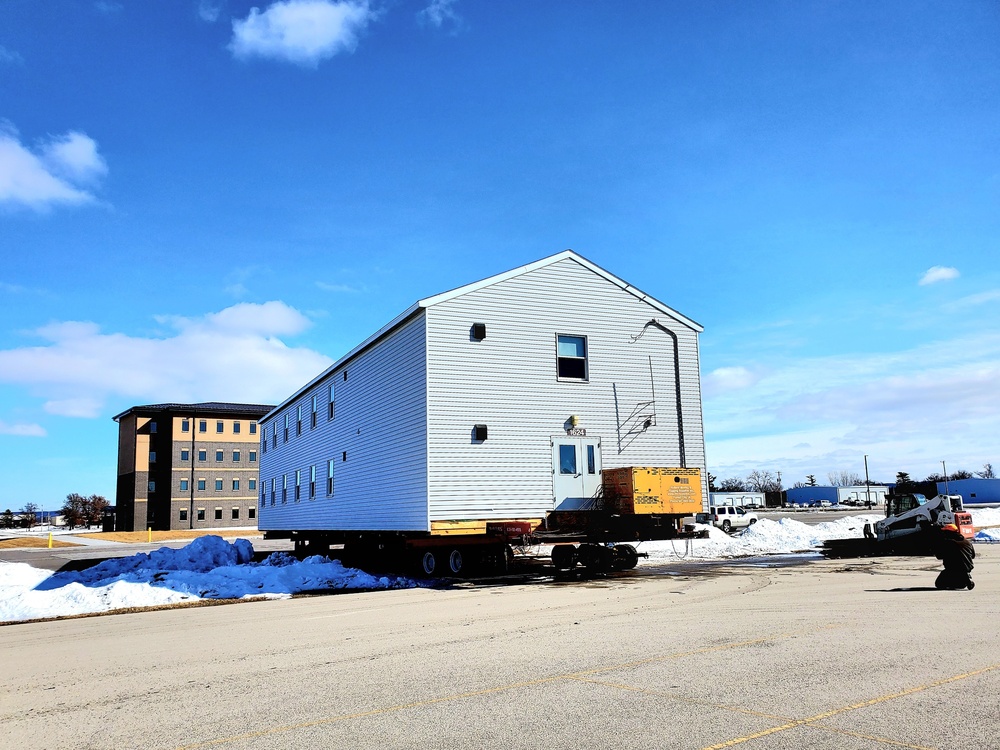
[2,510,998,624]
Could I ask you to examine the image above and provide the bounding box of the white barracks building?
[257,251,707,535]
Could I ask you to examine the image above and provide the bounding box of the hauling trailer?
[267,467,704,577]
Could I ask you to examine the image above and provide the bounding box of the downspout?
[189,414,196,530]
[633,319,686,468]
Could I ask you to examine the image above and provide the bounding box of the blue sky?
[1,0,998,506]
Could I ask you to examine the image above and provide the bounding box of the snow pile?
[974,528,1000,543]
[970,507,1000,528]
[638,515,882,562]
[0,536,417,623]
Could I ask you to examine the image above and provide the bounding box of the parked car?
[708,506,759,532]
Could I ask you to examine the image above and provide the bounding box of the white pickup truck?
[707,506,759,533]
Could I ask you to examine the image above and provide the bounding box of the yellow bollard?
[148,526,152,543]
[48,532,53,549]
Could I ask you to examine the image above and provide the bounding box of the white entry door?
[551,437,602,510]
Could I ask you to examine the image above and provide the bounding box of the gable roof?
[262,250,702,421]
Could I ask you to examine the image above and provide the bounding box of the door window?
[586,444,596,474]
[559,444,577,475]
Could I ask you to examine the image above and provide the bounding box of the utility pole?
[942,460,949,495]
[864,455,871,508]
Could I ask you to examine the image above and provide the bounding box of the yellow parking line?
[174,626,837,749]
[701,663,1000,750]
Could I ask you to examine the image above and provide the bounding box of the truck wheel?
[419,550,438,576]
[580,544,613,574]
[613,544,639,570]
[551,544,577,571]
[447,548,464,575]
[748,518,757,525]
[722,520,732,532]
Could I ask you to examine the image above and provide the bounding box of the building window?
[249,450,257,462]
[232,507,240,520]
[273,426,278,448]
[235,422,243,435]
[271,479,276,505]
[181,448,189,461]
[150,421,157,434]
[232,479,240,491]
[249,507,256,520]
[198,449,207,462]
[296,405,302,436]
[282,475,288,503]
[284,413,289,443]
[199,420,207,433]
[216,421,224,433]
[249,422,257,435]
[198,479,206,491]
[149,451,156,463]
[328,382,335,419]
[215,449,223,462]
[295,469,301,501]
[179,508,188,521]
[262,432,267,454]
[249,478,256,491]
[327,459,334,495]
[181,419,190,432]
[180,479,189,491]
[260,491,265,508]
[309,465,316,499]
[148,481,156,492]
[197,508,205,521]
[215,508,223,520]
[233,450,241,462]
[311,395,318,428]
[557,334,588,380]
[215,479,223,491]
[342,451,347,462]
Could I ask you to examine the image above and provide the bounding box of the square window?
[198,449,207,462]
[249,507,256,520]
[249,478,256,490]
[556,334,588,380]
[198,479,206,491]
[179,508,188,521]
[249,422,257,434]
[149,421,157,434]
[232,507,240,520]
[216,450,224,462]
[180,479,189,491]
[232,479,240,491]
[181,448,189,461]
[199,420,207,433]
[233,450,241,462]
[148,480,156,492]
[233,421,241,434]
[197,509,205,521]
[215,508,223,520]
[181,419,190,432]
[215,479,223,491]
[249,451,257,462]
[216,421,224,433]
[149,451,156,463]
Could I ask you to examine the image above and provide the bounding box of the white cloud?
[0,301,332,418]
[942,289,1000,312]
[0,125,106,211]
[703,366,758,397]
[94,2,123,14]
[0,45,24,65]
[0,420,46,437]
[704,333,1000,483]
[316,281,365,293]
[198,1,223,22]
[919,265,960,286]
[229,0,376,66]
[418,0,461,30]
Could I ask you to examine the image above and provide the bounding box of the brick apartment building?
[113,402,273,532]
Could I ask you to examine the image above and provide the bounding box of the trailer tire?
[418,550,438,576]
[551,544,577,571]
[446,548,464,575]
[613,544,639,570]
[580,544,613,574]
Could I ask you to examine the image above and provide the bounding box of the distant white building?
[709,492,764,508]
[257,250,709,534]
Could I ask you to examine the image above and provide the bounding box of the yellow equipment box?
[601,467,703,515]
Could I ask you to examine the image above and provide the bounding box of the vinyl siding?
[258,313,429,531]
[425,257,707,519]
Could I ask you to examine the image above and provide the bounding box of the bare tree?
[85,495,110,528]
[977,463,996,479]
[948,469,974,481]
[707,472,718,493]
[20,502,39,529]
[61,493,87,529]
[1,509,14,529]
[828,471,863,487]
[805,474,817,487]
[717,477,747,492]
[746,470,781,493]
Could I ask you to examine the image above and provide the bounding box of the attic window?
[556,334,588,381]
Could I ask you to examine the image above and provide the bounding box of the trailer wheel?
[446,548,464,575]
[579,544,613,574]
[419,550,438,576]
[551,544,577,571]
[613,544,639,570]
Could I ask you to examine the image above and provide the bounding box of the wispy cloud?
[0,123,107,211]
[919,265,960,286]
[94,1,123,14]
[418,0,462,31]
[198,1,223,22]
[229,0,377,67]
[316,280,365,293]
[0,301,332,418]
[0,420,46,437]
[702,366,759,397]
[0,45,24,65]
[942,289,1000,312]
